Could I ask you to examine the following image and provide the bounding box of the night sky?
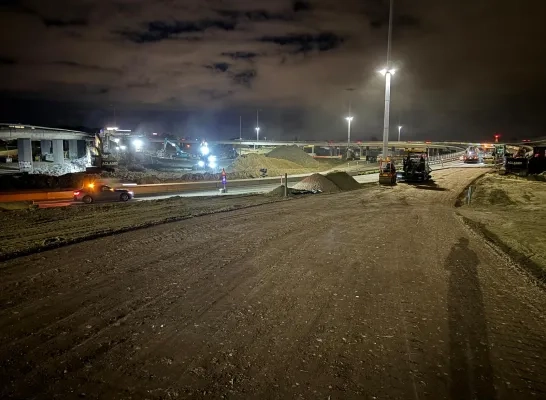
[1,0,545,141]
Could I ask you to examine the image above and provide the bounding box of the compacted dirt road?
[1,168,545,399]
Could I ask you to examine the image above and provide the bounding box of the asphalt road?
[1,167,544,399]
[35,161,478,208]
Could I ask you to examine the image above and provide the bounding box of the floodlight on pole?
[254,109,260,149]
[380,0,395,159]
[398,125,402,141]
[345,116,353,158]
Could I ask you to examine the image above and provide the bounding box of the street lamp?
[379,67,396,157]
[254,109,260,149]
[380,0,395,159]
[345,116,353,157]
[398,125,402,142]
[255,127,260,150]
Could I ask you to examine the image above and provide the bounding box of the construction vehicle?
[397,149,432,182]
[501,155,528,176]
[529,146,546,174]
[502,146,546,176]
[162,138,191,159]
[89,134,119,172]
[463,146,480,163]
[378,158,397,185]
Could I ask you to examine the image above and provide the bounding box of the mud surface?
[1,168,545,399]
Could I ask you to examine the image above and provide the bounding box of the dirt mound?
[293,174,341,193]
[266,185,291,197]
[266,145,319,168]
[325,171,361,191]
[230,154,309,177]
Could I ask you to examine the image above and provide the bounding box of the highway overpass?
[0,123,93,141]
[0,124,93,172]
[153,138,469,151]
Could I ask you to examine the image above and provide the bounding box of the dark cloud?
[0,56,16,64]
[53,61,120,73]
[259,32,344,54]
[42,18,87,27]
[206,62,230,72]
[120,19,236,43]
[293,1,312,12]
[216,9,292,22]
[232,70,257,87]
[221,51,258,60]
[370,14,421,30]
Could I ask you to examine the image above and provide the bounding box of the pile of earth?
[325,171,361,191]
[266,145,319,168]
[266,185,296,197]
[292,174,341,193]
[229,154,312,177]
[100,166,261,184]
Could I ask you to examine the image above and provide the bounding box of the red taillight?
[73,191,80,195]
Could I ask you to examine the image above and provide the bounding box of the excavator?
[162,138,191,159]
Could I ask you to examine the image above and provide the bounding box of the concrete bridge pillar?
[52,139,64,164]
[40,140,52,156]
[68,140,78,159]
[77,140,87,158]
[17,138,32,162]
[17,138,33,172]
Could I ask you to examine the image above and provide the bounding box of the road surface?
[1,167,545,399]
[35,161,478,208]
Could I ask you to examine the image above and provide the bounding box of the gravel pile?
[325,172,361,191]
[293,174,341,193]
[266,145,319,168]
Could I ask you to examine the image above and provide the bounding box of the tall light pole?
[398,125,402,142]
[380,0,395,159]
[254,110,260,150]
[345,116,353,158]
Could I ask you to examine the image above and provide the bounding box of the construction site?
[1,153,546,399]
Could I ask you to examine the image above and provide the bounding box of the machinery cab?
[378,157,397,185]
[397,148,432,183]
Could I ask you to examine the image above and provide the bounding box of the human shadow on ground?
[445,237,496,399]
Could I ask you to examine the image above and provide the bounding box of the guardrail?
[428,151,466,165]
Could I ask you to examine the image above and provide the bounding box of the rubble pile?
[266,145,319,168]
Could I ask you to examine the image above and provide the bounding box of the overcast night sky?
[0,0,545,141]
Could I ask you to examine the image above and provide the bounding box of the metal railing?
[428,151,466,166]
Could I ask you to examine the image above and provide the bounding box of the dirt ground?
[458,173,546,278]
[1,168,546,399]
[0,195,288,261]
